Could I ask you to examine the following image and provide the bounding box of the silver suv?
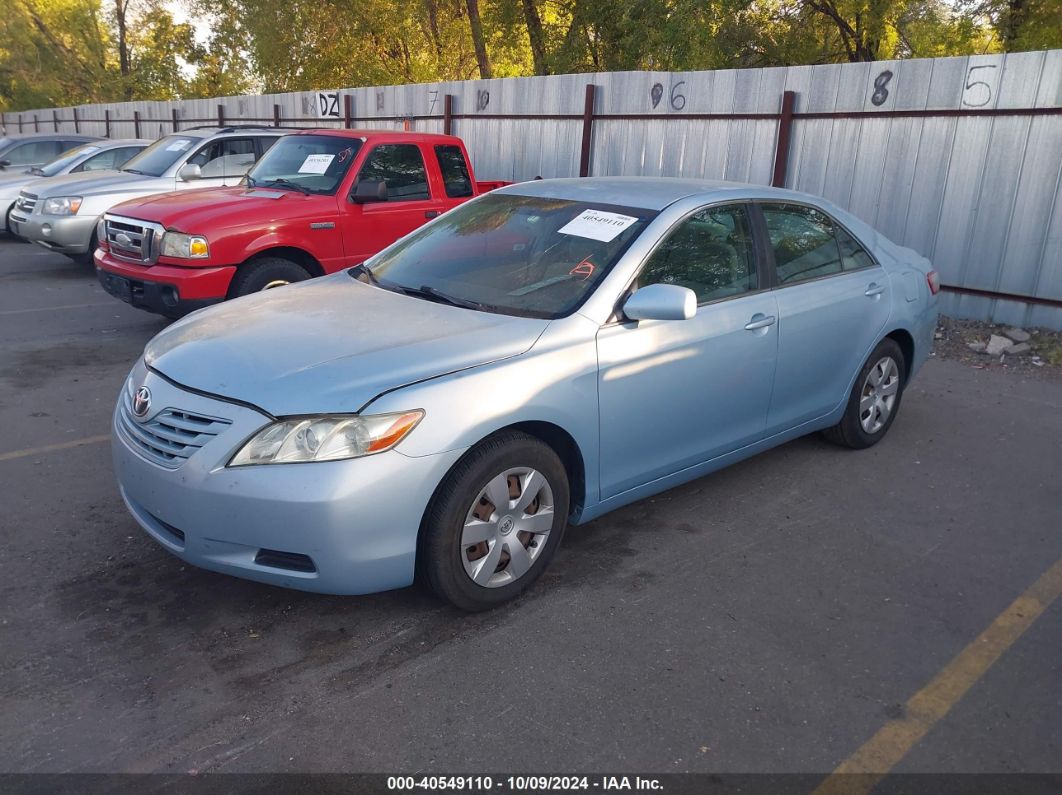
[9,127,285,263]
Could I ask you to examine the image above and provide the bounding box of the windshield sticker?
[558,210,638,242]
[569,259,596,280]
[298,154,335,174]
[165,139,193,152]
[336,148,353,164]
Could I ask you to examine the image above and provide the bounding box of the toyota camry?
[112,178,939,610]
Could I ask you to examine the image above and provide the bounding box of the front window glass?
[360,193,655,319]
[188,137,256,178]
[121,135,201,177]
[5,140,64,167]
[245,134,362,195]
[35,144,101,176]
[762,203,843,285]
[355,144,430,202]
[639,204,758,303]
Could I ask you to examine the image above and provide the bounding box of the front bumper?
[113,362,463,595]
[7,211,97,253]
[96,247,234,318]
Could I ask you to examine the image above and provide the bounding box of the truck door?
[340,143,446,264]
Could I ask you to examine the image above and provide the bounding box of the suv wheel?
[230,257,311,297]
[421,431,570,611]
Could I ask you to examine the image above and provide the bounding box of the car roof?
[291,128,464,144]
[499,177,821,212]
[0,133,99,142]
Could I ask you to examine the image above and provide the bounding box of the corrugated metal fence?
[4,51,1061,328]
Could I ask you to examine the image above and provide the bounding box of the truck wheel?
[229,257,311,297]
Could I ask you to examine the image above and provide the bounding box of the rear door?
[340,143,445,263]
[760,202,891,434]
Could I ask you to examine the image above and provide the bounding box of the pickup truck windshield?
[245,135,362,195]
[360,193,656,319]
[121,135,199,177]
[35,144,101,177]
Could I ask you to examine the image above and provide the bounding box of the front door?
[342,143,445,264]
[179,137,258,189]
[597,203,779,499]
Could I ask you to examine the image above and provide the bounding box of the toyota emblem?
[132,386,151,418]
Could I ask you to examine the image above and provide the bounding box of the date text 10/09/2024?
[387,776,664,791]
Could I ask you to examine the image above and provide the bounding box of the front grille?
[15,191,37,214]
[117,390,231,468]
[104,215,163,264]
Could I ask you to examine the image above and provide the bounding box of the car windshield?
[244,135,362,195]
[120,135,200,177]
[358,193,656,319]
[34,144,101,177]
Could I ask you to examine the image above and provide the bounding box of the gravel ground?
[932,315,1062,382]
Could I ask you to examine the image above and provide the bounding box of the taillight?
[926,270,941,295]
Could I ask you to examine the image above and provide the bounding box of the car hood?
[25,169,161,198]
[115,187,319,232]
[145,274,550,416]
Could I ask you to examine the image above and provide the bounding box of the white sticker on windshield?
[298,154,335,174]
[165,139,193,152]
[558,209,638,242]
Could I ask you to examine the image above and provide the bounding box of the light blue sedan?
[113,178,939,610]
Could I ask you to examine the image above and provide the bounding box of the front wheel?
[229,257,311,297]
[421,431,570,611]
[823,338,906,449]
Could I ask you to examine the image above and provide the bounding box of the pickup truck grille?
[15,192,37,214]
[104,214,164,265]
[117,389,232,469]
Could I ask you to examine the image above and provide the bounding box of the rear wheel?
[421,431,570,611]
[229,257,311,297]
[823,338,906,449]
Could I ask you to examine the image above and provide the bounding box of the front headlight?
[42,196,82,216]
[229,411,424,466]
[160,231,209,259]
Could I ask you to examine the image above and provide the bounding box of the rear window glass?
[435,145,473,198]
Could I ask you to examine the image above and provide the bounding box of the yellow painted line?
[813,556,1062,795]
[0,434,110,462]
[0,302,115,316]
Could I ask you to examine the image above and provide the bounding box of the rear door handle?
[865,283,886,297]
[744,314,777,331]
[425,210,441,219]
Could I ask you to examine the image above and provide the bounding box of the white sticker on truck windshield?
[165,139,193,152]
[558,209,638,242]
[298,154,335,174]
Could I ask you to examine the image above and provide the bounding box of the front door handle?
[744,313,777,331]
[865,283,886,297]
[425,210,440,219]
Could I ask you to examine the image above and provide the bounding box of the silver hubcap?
[461,467,554,589]
[860,356,900,434]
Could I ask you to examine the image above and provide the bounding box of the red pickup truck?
[94,130,509,317]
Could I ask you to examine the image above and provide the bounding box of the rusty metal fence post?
[772,90,796,188]
[344,95,353,129]
[579,84,596,178]
[443,94,454,136]
[134,111,141,138]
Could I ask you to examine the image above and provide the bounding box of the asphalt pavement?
[0,238,1059,778]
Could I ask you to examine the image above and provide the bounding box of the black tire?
[823,337,907,449]
[421,431,570,611]
[229,257,311,297]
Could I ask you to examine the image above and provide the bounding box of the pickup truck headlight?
[160,231,209,259]
[229,411,424,466]
[42,196,82,216]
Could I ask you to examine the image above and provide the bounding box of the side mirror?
[351,179,387,203]
[178,163,202,182]
[622,284,697,322]
[0,159,10,169]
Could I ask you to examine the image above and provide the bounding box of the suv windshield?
[245,135,362,195]
[359,193,656,319]
[120,135,200,177]
[34,144,101,177]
